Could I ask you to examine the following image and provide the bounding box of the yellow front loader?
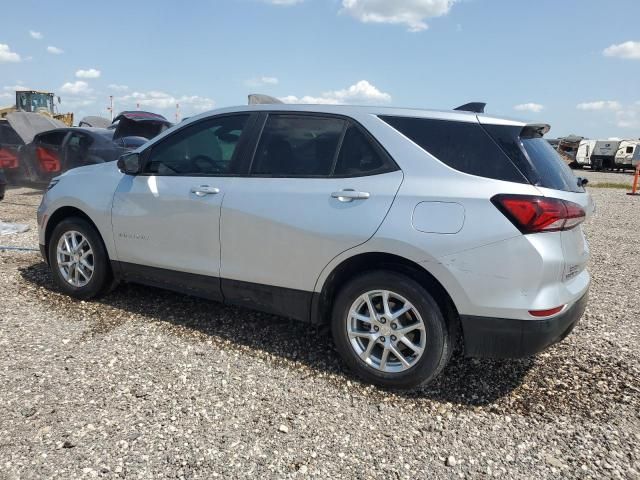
[0,90,73,126]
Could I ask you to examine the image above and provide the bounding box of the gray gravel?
[0,184,639,479]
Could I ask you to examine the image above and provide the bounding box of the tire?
[48,217,112,299]
[331,270,452,389]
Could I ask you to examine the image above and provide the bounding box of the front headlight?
[46,179,59,191]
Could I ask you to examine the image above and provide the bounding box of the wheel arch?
[312,252,460,337]
[44,206,107,264]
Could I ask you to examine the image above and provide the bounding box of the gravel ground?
[0,183,639,479]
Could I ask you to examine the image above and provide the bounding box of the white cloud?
[263,0,303,4]
[0,44,21,63]
[615,107,640,129]
[29,30,43,40]
[340,0,455,32]
[75,68,101,79]
[246,76,279,87]
[576,100,622,111]
[3,84,31,92]
[116,90,215,115]
[46,45,64,55]
[108,84,129,92]
[514,102,544,113]
[603,41,640,60]
[281,80,391,105]
[60,81,92,95]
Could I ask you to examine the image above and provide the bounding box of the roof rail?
[454,102,486,113]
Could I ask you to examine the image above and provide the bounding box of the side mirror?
[117,152,141,175]
[577,177,588,187]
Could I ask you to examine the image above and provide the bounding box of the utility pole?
[107,95,114,121]
[176,103,180,123]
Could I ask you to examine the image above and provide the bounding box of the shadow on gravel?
[17,260,538,406]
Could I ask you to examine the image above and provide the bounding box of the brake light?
[0,148,18,169]
[36,147,61,173]
[491,194,585,233]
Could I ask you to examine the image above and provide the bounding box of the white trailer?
[590,140,621,170]
[615,140,640,171]
[576,140,597,167]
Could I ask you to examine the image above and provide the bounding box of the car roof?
[180,103,528,128]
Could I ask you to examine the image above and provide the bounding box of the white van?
[615,141,640,170]
[576,140,596,167]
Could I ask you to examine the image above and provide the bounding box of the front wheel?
[48,217,112,299]
[331,271,452,389]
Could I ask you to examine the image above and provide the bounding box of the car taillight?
[491,194,586,233]
[0,148,18,169]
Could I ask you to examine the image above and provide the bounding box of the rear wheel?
[48,217,111,299]
[331,271,452,389]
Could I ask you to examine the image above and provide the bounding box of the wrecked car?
[3,111,171,185]
[19,127,150,185]
[0,168,6,201]
[0,112,66,183]
[108,111,172,140]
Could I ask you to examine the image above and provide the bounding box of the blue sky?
[1,0,639,139]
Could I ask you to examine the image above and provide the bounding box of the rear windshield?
[0,123,24,146]
[379,116,528,184]
[483,124,584,193]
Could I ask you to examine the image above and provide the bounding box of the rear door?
[219,113,403,320]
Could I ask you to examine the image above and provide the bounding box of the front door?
[111,114,253,298]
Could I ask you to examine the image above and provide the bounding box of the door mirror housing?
[117,152,141,175]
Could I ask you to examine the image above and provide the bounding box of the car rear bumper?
[461,291,588,358]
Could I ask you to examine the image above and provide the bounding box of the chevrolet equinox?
[37,104,592,389]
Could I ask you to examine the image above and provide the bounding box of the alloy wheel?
[346,290,426,373]
[56,230,95,287]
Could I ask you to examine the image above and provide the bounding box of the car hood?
[6,112,67,144]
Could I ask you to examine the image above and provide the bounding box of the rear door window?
[379,116,527,184]
[250,114,345,177]
[334,124,393,176]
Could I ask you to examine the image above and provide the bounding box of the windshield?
[16,92,54,114]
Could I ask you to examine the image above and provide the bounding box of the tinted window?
[627,146,634,154]
[334,125,389,176]
[251,115,345,176]
[380,116,527,184]
[483,124,583,193]
[0,124,24,145]
[37,131,68,146]
[145,115,249,175]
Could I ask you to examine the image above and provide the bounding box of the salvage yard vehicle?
[576,139,596,168]
[615,140,640,171]
[0,168,6,201]
[591,140,620,170]
[19,128,148,185]
[37,104,593,389]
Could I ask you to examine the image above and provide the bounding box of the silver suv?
[37,104,592,389]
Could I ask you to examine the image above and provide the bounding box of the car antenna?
[454,102,486,113]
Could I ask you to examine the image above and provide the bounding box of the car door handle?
[331,189,370,202]
[191,185,220,197]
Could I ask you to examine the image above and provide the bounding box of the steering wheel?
[190,154,226,174]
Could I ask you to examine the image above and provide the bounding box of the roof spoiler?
[248,94,284,105]
[454,102,486,113]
